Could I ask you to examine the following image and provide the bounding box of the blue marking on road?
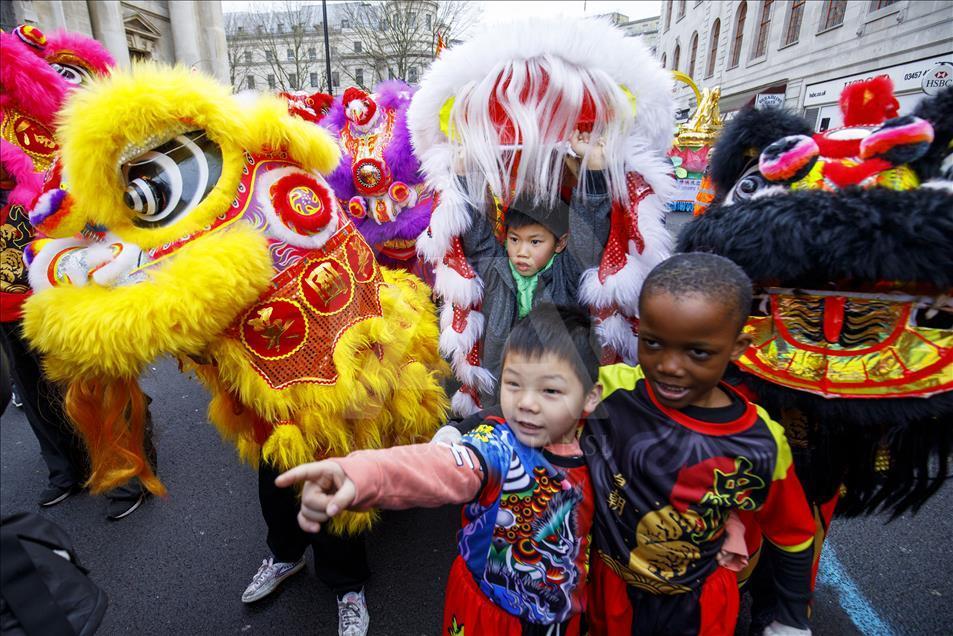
[818,543,895,636]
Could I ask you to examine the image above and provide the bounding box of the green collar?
[509,254,556,319]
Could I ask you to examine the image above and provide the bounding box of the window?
[388,67,396,80]
[820,0,847,31]
[784,0,805,45]
[871,0,897,9]
[308,47,317,61]
[354,41,362,53]
[688,32,699,77]
[341,19,349,28]
[355,68,364,84]
[426,13,432,29]
[677,0,686,20]
[310,72,319,87]
[408,66,418,83]
[661,53,667,69]
[752,0,772,59]
[289,73,298,89]
[277,22,284,33]
[664,0,672,31]
[729,2,747,68]
[332,71,340,86]
[673,43,680,72]
[244,51,252,63]
[706,19,720,77]
[246,76,255,89]
[287,48,295,61]
[265,50,274,62]
[267,74,276,89]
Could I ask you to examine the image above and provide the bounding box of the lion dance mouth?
[22,65,448,533]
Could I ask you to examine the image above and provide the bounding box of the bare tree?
[234,1,326,92]
[225,13,260,90]
[340,0,480,87]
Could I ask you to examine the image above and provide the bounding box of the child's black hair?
[640,253,752,330]
[502,303,601,390]
[503,195,569,237]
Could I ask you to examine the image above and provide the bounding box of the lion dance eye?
[50,62,93,86]
[724,164,769,205]
[122,131,222,228]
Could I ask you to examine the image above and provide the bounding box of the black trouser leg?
[0,321,87,489]
[258,457,371,595]
[105,401,158,502]
[311,524,370,596]
[259,458,310,563]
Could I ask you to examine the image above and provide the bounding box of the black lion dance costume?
[679,78,952,625]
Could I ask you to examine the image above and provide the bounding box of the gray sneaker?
[241,556,305,603]
[337,588,369,636]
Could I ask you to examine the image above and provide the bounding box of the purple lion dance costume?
[321,81,435,285]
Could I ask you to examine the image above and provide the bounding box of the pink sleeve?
[335,442,484,511]
[719,510,751,572]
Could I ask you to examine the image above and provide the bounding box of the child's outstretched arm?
[276,442,485,533]
[276,460,356,533]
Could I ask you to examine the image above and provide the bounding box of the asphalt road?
[2,357,951,636]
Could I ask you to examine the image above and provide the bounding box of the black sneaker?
[106,491,148,521]
[38,484,81,507]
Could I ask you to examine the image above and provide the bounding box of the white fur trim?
[438,304,484,358]
[255,166,341,249]
[26,237,90,292]
[450,354,496,395]
[595,312,638,364]
[89,234,148,287]
[432,263,484,308]
[408,17,674,201]
[451,389,481,417]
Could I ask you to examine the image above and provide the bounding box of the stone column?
[86,0,130,68]
[167,0,202,70]
[48,1,68,30]
[198,0,228,82]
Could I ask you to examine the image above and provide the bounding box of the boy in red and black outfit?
[586,252,815,636]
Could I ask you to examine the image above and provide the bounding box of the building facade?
[621,15,661,53]
[1,0,228,81]
[657,0,952,128]
[225,1,444,95]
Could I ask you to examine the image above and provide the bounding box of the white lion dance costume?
[23,66,448,533]
[408,18,675,415]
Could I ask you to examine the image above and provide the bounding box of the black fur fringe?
[678,186,953,289]
[739,371,953,518]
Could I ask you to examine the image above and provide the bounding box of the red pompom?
[839,76,900,127]
[343,87,377,125]
[269,173,333,234]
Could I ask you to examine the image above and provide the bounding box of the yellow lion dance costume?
[23,65,448,534]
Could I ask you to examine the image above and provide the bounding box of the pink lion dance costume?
[1,24,113,324]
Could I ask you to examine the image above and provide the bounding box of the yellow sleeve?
[598,363,644,400]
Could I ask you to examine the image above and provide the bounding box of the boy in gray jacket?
[458,131,611,406]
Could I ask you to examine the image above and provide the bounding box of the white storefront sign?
[803,54,952,107]
[755,93,785,109]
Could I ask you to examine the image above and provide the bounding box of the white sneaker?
[337,588,370,636]
[241,556,305,603]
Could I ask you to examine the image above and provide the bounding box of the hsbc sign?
[922,62,953,96]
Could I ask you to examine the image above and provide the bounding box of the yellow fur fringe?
[23,224,273,382]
